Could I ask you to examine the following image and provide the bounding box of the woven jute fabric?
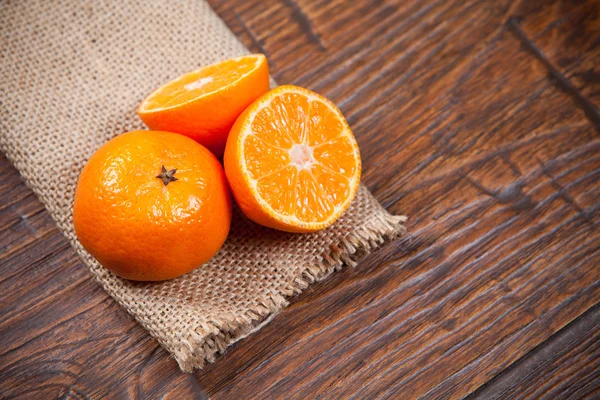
[0,0,406,372]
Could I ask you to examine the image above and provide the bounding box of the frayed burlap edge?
[0,0,408,372]
[169,213,407,372]
[2,136,407,373]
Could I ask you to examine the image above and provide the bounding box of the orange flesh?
[141,56,261,111]
[243,91,359,224]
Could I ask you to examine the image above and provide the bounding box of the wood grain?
[468,303,600,399]
[1,0,599,398]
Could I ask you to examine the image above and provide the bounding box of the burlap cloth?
[0,0,406,372]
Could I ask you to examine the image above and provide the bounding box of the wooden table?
[1,0,599,398]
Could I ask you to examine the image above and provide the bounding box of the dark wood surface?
[1,0,599,398]
[468,303,600,400]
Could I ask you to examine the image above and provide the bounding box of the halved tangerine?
[224,85,361,233]
[138,54,270,156]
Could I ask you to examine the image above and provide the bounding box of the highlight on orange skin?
[73,130,232,281]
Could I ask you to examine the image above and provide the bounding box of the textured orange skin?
[137,55,270,157]
[73,130,231,281]
[224,85,361,233]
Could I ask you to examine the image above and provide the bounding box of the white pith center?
[289,143,316,170]
[184,76,214,91]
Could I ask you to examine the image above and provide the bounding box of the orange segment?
[311,164,351,205]
[244,135,290,180]
[313,136,359,178]
[256,166,299,215]
[306,100,344,146]
[138,54,270,156]
[296,169,336,223]
[224,85,361,233]
[268,92,310,144]
[251,106,295,149]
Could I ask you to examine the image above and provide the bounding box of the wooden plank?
[1,0,599,398]
[517,0,600,109]
[467,303,600,399]
[199,0,600,398]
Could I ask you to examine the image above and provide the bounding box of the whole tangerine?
[73,130,231,281]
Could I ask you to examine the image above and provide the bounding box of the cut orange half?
[224,85,361,233]
[138,54,270,156]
